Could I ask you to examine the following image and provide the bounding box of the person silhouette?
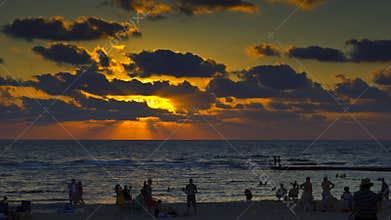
[184,179,198,216]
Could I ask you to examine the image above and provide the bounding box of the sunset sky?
[1,0,391,140]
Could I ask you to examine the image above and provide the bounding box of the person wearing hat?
[351,178,381,220]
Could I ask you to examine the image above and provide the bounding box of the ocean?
[0,140,390,204]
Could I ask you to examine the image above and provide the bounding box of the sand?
[25,201,391,220]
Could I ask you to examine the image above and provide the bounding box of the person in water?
[184,179,198,216]
[321,176,335,211]
[277,156,281,167]
[352,178,381,220]
[300,177,313,211]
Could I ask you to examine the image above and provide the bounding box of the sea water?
[0,140,390,204]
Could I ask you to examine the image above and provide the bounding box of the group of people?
[64,176,389,220]
[114,178,198,217]
[67,179,84,205]
[272,176,389,220]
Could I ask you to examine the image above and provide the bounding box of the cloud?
[373,68,391,86]
[206,76,278,98]
[0,95,176,123]
[175,0,259,15]
[3,16,141,41]
[112,0,258,17]
[250,39,391,63]
[335,75,389,100]
[268,0,326,9]
[24,67,216,110]
[112,0,172,19]
[129,49,226,77]
[346,39,391,62]
[32,43,94,66]
[286,46,347,62]
[246,43,281,58]
[245,64,311,90]
[207,64,333,104]
[96,49,111,67]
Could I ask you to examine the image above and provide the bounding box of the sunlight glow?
[107,95,176,112]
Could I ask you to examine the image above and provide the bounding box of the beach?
[25,201,391,220]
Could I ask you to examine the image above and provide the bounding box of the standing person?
[351,178,381,220]
[76,181,84,205]
[185,179,198,216]
[277,156,281,167]
[68,179,77,204]
[300,177,313,211]
[145,179,153,206]
[273,156,277,166]
[321,176,335,211]
[341,186,353,212]
[114,184,121,205]
[123,185,131,203]
[379,178,389,200]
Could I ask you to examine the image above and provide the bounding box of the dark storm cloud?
[346,39,391,62]
[286,46,347,62]
[32,43,94,66]
[129,49,226,78]
[373,69,391,86]
[3,16,141,41]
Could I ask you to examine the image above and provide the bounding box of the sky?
[0,0,391,140]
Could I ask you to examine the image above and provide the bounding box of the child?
[340,186,353,212]
[244,189,253,201]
